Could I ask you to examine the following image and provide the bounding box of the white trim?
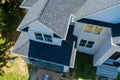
[22,57,31,64]
[30,29,54,45]
[70,41,77,68]
[94,44,120,66]
[19,0,31,9]
[75,3,120,21]
[63,66,69,72]
[34,32,53,42]
[63,14,73,40]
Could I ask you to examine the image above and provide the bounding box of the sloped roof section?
[12,32,29,56]
[18,0,87,39]
[18,0,48,30]
[20,0,39,8]
[38,0,87,38]
[75,0,120,20]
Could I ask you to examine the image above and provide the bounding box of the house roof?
[12,32,30,56]
[13,26,77,66]
[18,0,48,30]
[20,0,39,8]
[18,0,87,39]
[75,0,120,20]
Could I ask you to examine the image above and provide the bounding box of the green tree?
[0,0,26,72]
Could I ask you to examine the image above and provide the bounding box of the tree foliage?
[0,0,26,74]
[0,0,25,54]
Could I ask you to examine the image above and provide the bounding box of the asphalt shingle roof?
[75,0,120,20]
[18,0,48,30]
[20,0,39,7]
[18,0,87,39]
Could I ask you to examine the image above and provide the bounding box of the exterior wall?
[94,44,120,66]
[27,20,62,46]
[93,36,111,66]
[29,58,68,72]
[74,22,111,55]
[117,67,120,71]
[85,4,120,24]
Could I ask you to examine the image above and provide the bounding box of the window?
[34,32,52,42]
[86,41,95,48]
[110,52,120,60]
[84,24,103,34]
[93,26,103,34]
[44,34,52,42]
[79,39,95,48]
[84,24,93,33]
[34,32,43,40]
[79,39,87,47]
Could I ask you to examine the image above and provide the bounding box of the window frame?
[34,32,53,43]
[79,39,87,47]
[86,41,95,48]
[34,32,43,41]
[79,39,95,48]
[83,24,103,35]
[93,26,103,34]
[84,24,94,33]
[43,34,52,42]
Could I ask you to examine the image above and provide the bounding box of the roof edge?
[75,2,120,21]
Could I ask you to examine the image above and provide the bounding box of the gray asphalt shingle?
[20,0,39,7]
[18,0,87,38]
[75,0,120,20]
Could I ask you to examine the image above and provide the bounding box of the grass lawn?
[0,53,28,80]
[0,1,28,79]
[63,52,96,80]
[73,52,96,80]
[71,52,120,80]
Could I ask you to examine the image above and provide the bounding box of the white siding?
[96,64,118,79]
[117,67,120,71]
[74,22,112,55]
[70,42,77,68]
[73,22,84,37]
[93,37,111,66]
[94,44,120,66]
[27,20,62,45]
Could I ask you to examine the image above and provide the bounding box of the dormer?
[21,20,62,46]
[17,0,87,46]
[75,0,120,45]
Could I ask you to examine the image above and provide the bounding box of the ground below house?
[67,52,97,80]
[0,48,28,80]
[27,52,97,80]
[1,49,120,80]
